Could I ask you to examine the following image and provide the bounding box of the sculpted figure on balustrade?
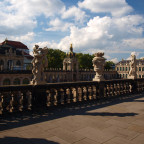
[31,45,48,85]
[128,54,136,79]
[92,52,106,81]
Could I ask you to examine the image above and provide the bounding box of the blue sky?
[0,0,144,63]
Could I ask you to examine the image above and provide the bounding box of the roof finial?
[4,37,8,44]
[70,43,73,52]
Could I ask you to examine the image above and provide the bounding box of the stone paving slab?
[0,94,144,144]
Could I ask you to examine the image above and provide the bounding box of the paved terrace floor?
[0,93,144,144]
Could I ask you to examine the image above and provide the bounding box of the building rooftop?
[0,39,28,50]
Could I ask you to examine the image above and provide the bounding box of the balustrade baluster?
[92,85,96,99]
[88,86,93,100]
[8,92,14,113]
[0,93,3,114]
[46,90,51,107]
[17,91,23,111]
[114,83,117,96]
[72,88,77,102]
[78,87,82,101]
[129,83,132,93]
[26,91,32,110]
[66,88,71,103]
[120,83,123,95]
[125,82,129,94]
[83,87,87,101]
[60,88,64,104]
[54,89,58,106]
[110,83,114,97]
[107,84,110,97]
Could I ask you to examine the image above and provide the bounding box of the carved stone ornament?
[31,45,48,85]
[92,52,106,81]
[127,54,136,79]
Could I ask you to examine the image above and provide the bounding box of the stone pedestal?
[92,52,106,81]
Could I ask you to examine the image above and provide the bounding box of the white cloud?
[45,18,73,32]
[110,58,118,63]
[37,13,144,62]
[78,0,133,17]
[62,6,87,23]
[123,38,144,49]
[127,51,139,60]
[0,0,65,36]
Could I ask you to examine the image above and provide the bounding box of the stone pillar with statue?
[92,52,106,81]
[31,45,48,85]
[128,54,137,79]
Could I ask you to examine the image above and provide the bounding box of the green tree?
[76,53,94,69]
[104,61,115,70]
[47,48,66,68]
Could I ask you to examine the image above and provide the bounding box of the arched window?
[126,67,128,71]
[0,60,4,65]
[3,79,10,85]
[16,60,21,66]
[139,67,141,71]
[13,78,20,85]
[142,67,144,71]
[22,78,29,84]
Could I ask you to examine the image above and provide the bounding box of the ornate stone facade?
[115,55,144,79]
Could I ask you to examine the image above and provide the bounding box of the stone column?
[92,52,106,81]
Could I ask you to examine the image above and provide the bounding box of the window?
[13,78,20,85]
[139,67,141,71]
[142,67,144,71]
[123,74,125,78]
[3,79,10,85]
[126,74,127,78]
[0,60,4,65]
[123,67,125,71]
[126,67,128,71]
[142,75,144,78]
[117,67,119,71]
[120,67,122,71]
[23,78,29,84]
[16,60,21,66]
[139,75,141,78]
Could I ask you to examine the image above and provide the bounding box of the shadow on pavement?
[0,136,59,144]
[0,93,143,132]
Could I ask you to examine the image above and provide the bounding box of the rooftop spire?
[70,43,73,52]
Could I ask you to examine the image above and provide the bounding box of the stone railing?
[0,78,144,115]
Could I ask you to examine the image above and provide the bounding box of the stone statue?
[31,45,48,85]
[128,54,136,79]
[92,52,106,81]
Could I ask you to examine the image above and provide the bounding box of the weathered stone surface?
[92,52,106,81]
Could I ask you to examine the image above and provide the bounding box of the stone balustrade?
[0,78,144,115]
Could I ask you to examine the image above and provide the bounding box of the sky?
[0,0,144,63]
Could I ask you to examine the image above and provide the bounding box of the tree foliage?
[76,53,94,69]
[104,61,115,70]
[46,48,66,68]
[46,48,95,69]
